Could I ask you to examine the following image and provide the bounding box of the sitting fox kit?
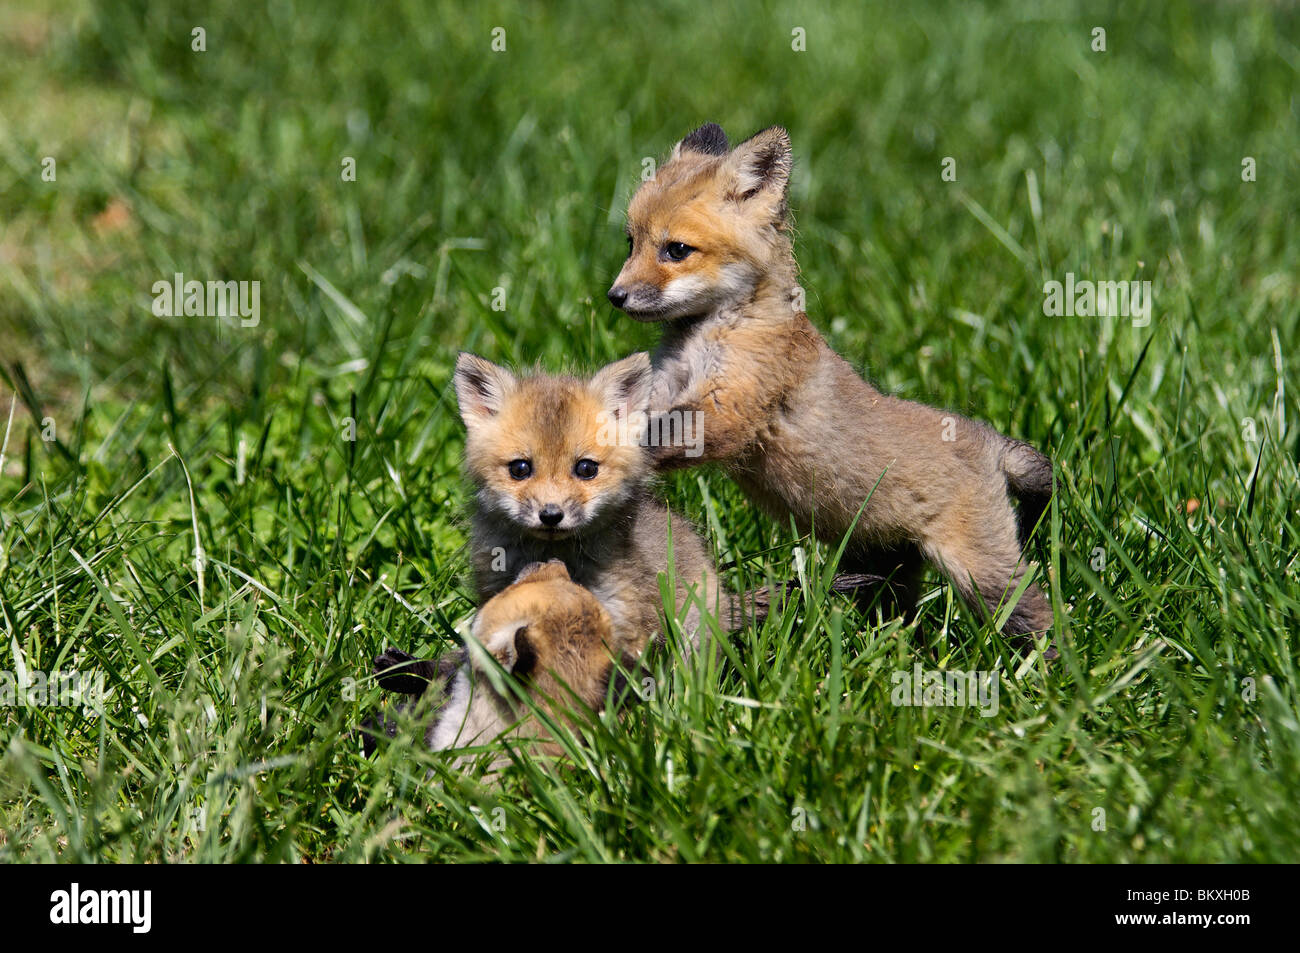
[608,123,1055,643]
[428,560,620,759]
[453,351,726,662]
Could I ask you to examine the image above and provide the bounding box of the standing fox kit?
[453,351,725,661]
[608,123,1055,644]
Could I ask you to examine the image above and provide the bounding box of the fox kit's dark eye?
[574,459,599,480]
[626,234,634,255]
[508,459,532,480]
[664,241,695,262]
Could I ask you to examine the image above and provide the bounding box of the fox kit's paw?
[649,438,695,470]
[374,647,438,696]
[649,440,675,464]
[647,372,678,413]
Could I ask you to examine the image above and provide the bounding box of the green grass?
[1,0,1298,862]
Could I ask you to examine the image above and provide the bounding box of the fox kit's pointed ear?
[454,352,515,427]
[722,126,793,202]
[672,122,730,159]
[479,623,535,676]
[590,352,653,418]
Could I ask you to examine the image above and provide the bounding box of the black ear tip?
[680,122,730,156]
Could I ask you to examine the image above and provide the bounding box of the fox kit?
[453,351,726,661]
[366,567,877,763]
[607,123,1056,646]
[426,560,621,761]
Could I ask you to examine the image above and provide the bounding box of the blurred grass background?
[0,0,1297,861]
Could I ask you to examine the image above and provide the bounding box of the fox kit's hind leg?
[923,494,1056,655]
[841,543,924,625]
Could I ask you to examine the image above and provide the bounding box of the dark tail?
[1000,439,1054,546]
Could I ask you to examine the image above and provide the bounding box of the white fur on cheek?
[659,264,753,315]
[659,273,712,308]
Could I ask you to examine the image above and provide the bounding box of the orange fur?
[454,353,727,662]
[609,124,1056,648]
[427,560,621,761]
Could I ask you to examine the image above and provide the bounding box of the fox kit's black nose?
[539,504,564,527]
[607,286,628,308]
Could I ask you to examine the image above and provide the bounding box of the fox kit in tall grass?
[607,123,1056,648]
[453,351,726,661]
[426,560,621,760]
[378,560,846,767]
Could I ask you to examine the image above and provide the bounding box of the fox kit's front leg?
[649,316,810,468]
[649,370,760,468]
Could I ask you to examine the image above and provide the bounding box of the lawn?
[1,0,1297,862]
